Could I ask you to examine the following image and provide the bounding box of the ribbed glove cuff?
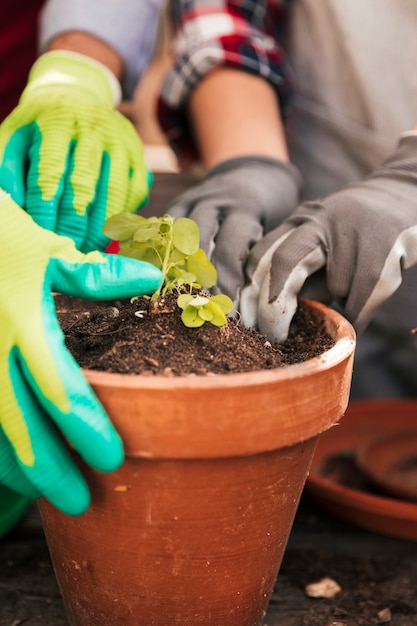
[20,50,122,107]
[206,154,303,197]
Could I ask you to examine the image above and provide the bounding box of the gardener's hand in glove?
[167,156,302,302]
[240,133,417,342]
[0,190,162,515]
[0,50,150,252]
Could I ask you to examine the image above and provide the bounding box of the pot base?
[39,438,317,626]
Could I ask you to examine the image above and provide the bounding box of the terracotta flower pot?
[38,299,355,626]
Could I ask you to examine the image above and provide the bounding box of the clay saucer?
[356,431,417,502]
[306,399,417,541]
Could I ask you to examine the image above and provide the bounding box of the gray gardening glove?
[167,156,302,301]
[240,133,417,342]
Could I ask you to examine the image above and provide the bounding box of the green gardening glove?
[0,190,162,515]
[0,50,151,253]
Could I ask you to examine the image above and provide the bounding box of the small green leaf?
[133,223,161,242]
[205,301,228,326]
[103,213,146,241]
[180,270,198,286]
[210,294,234,314]
[159,220,173,234]
[188,295,210,307]
[169,248,187,264]
[181,306,205,327]
[120,242,162,269]
[117,244,141,260]
[199,306,214,321]
[177,293,194,309]
[173,218,200,255]
[187,248,217,288]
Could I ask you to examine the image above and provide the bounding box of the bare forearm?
[188,67,289,169]
[47,32,123,80]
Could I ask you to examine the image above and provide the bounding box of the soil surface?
[56,294,334,375]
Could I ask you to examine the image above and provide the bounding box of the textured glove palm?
[0,51,150,252]
[167,156,302,302]
[241,134,417,341]
[0,190,162,515]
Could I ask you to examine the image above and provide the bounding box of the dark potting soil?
[55,294,335,376]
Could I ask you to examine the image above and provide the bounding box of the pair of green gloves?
[0,51,162,516]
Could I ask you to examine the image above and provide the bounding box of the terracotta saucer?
[306,399,417,541]
[356,431,417,503]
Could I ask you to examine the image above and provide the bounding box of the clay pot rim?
[84,298,356,390]
[81,298,355,457]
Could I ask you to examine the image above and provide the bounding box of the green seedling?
[103,213,233,327]
[177,293,233,328]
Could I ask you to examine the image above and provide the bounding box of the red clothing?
[0,0,44,122]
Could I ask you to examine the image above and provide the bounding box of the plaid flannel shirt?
[159,0,293,167]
